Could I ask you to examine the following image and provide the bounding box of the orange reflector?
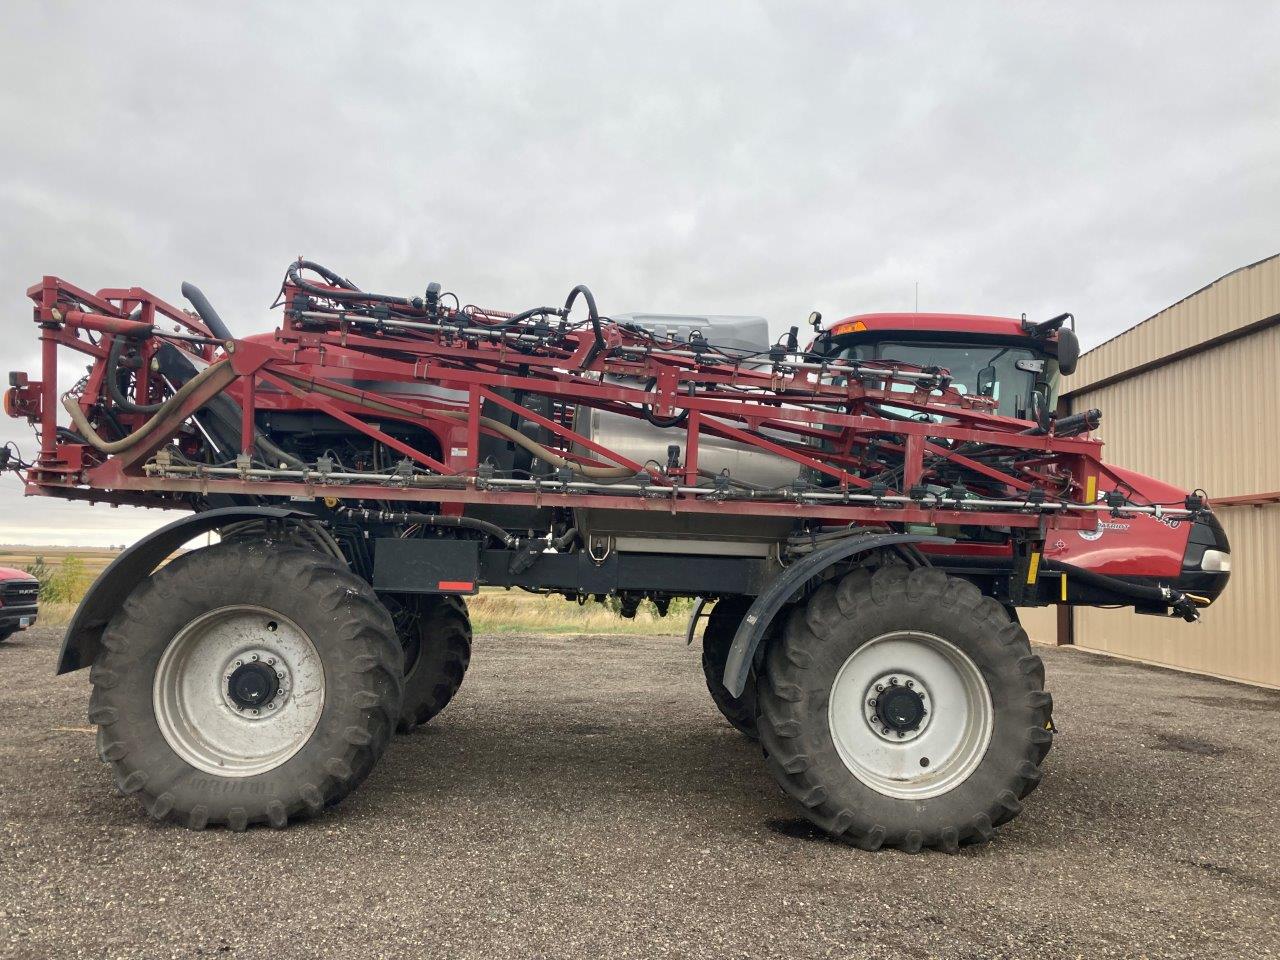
[437,581,474,592]
[831,319,868,335]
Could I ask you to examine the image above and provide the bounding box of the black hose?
[1041,558,1197,621]
[564,284,604,366]
[340,507,517,547]
[550,526,579,551]
[286,260,414,307]
[105,334,163,413]
[180,282,235,341]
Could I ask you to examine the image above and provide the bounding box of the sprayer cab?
[814,310,1229,616]
[816,312,1078,421]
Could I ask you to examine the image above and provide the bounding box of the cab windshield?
[837,340,1060,419]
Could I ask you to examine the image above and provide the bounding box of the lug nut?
[277,672,285,679]
[875,684,884,692]
[905,680,914,688]
[897,731,905,738]
[251,709,259,716]
[889,677,898,685]
[868,698,877,706]
[251,654,260,661]
[872,715,880,724]
[234,660,243,667]
[267,658,276,666]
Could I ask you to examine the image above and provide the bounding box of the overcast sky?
[1,1,1277,546]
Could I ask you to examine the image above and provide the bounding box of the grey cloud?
[1,1,1276,544]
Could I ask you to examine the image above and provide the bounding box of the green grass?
[19,545,688,637]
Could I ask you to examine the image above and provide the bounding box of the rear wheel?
[700,597,758,738]
[390,594,472,733]
[757,565,1052,852]
[90,541,403,830]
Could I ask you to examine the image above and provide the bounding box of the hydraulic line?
[1041,558,1202,622]
[105,334,164,414]
[338,506,517,547]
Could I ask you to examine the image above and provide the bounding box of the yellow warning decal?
[1060,572,1068,601]
[1026,551,1041,585]
[1085,475,1097,503]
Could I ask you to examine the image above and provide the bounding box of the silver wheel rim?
[153,605,325,778]
[828,630,993,800]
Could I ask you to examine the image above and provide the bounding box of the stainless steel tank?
[573,406,801,555]
[573,311,801,554]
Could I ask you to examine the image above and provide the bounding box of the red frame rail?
[5,271,1188,535]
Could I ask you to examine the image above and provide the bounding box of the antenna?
[914,281,919,313]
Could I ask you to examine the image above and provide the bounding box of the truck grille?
[1,580,39,606]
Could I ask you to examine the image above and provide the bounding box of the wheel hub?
[227,661,280,710]
[878,685,926,732]
[865,672,930,742]
[220,647,293,719]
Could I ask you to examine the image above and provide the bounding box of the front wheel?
[757,565,1052,852]
[90,542,403,830]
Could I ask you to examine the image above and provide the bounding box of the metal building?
[1024,253,1280,687]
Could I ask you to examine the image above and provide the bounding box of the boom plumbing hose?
[63,360,238,454]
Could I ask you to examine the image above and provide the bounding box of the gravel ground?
[1,624,1278,959]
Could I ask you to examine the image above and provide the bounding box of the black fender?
[57,506,315,675]
[722,533,953,697]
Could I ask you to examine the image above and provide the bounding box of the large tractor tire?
[756,565,1053,852]
[700,596,759,738]
[392,594,472,733]
[89,541,403,830]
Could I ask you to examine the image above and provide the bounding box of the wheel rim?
[827,630,993,800]
[153,605,325,778]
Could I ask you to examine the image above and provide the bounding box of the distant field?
[0,545,121,579]
[1,544,686,636]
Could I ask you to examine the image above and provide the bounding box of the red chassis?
[10,271,1168,540]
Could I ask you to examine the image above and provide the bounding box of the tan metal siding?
[1072,322,1280,499]
[1073,505,1279,687]
[1068,254,1280,394]
[1065,322,1280,687]
[1017,606,1058,646]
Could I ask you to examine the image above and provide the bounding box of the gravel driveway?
[1,625,1277,959]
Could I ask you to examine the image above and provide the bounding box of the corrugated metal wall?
[1075,321,1280,497]
[1071,253,1280,393]
[1071,506,1278,686]
[1058,258,1280,688]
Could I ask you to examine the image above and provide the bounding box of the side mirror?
[1029,388,1052,432]
[977,364,997,397]
[1057,327,1080,376]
